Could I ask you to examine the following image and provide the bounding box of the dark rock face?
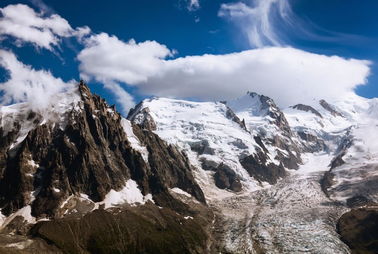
[346,196,376,208]
[225,106,248,131]
[337,208,378,254]
[0,82,214,253]
[188,140,215,155]
[213,164,242,192]
[330,153,346,169]
[320,171,335,197]
[327,135,353,170]
[240,149,286,184]
[255,93,292,135]
[292,104,323,118]
[0,82,204,218]
[247,92,302,170]
[200,158,218,171]
[254,136,269,154]
[297,131,327,153]
[31,203,211,254]
[320,99,344,117]
[130,125,206,206]
[128,101,157,131]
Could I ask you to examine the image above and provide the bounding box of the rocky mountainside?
[0,82,212,253]
[0,81,377,253]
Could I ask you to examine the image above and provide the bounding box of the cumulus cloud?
[0,49,75,110]
[78,33,371,108]
[0,4,90,51]
[79,33,173,84]
[78,33,173,112]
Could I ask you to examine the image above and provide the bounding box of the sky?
[0,0,377,115]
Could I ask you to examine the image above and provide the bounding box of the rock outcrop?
[319,99,344,117]
[292,104,323,118]
[337,208,378,254]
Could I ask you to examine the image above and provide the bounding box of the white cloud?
[28,0,54,15]
[78,33,371,108]
[0,49,75,110]
[78,33,173,112]
[0,4,90,50]
[187,0,200,11]
[103,81,135,115]
[78,33,173,84]
[218,0,290,48]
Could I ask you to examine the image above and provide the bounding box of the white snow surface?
[99,179,153,209]
[121,118,149,162]
[170,187,192,198]
[0,206,35,229]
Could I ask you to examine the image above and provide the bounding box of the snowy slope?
[283,94,378,206]
[227,92,302,169]
[129,97,285,197]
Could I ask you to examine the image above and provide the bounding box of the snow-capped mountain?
[129,91,378,253]
[0,82,377,253]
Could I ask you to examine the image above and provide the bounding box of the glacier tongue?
[213,153,350,254]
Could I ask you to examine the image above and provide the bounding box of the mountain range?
[0,81,377,254]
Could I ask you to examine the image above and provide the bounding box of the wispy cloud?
[187,0,200,11]
[218,0,290,48]
[28,0,54,14]
[218,0,368,49]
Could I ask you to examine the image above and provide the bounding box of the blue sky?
[0,0,377,114]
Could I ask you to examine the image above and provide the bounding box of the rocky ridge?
[0,82,212,253]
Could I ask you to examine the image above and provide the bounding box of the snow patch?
[1,205,35,229]
[121,118,149,162]
[100,179,153,208]
[171,187,192,198]
[27,159,39,168]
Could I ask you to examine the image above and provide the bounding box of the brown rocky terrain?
[337,208,378,254]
